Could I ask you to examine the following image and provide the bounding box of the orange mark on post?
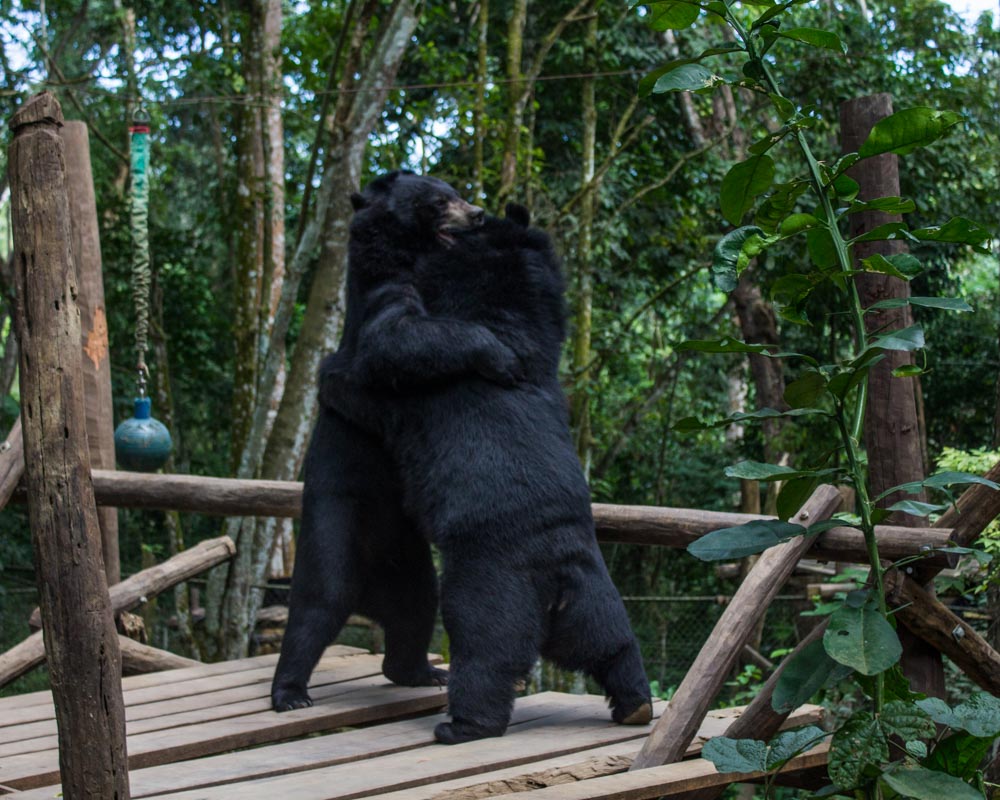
[84,306,109,369]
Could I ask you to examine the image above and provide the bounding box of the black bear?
[271,172,525,712]
[320,173,652,744]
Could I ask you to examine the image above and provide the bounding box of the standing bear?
[272,172,525,712]
[320,171,652,744]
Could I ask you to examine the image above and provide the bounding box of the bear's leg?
[543,556,652,726]
[362,536,447,687]
[271,488,364,712]
[434,563,543,745]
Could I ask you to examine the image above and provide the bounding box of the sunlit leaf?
[648,1,701,31]
[858,107,964,157]
[850,221,912,244]
[846,196,916,215]
[652,63,721,94]
[911,217,993,251]
[860,253,923,280]
[872,324,925,352]
[868,296,973,312]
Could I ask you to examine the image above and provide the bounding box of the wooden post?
[840,92,944,697]
[8,92,131,799]
[0,417,24,509]
[62,119,120,584]
[629,485,842,770]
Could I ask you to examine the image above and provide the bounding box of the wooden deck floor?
[0,648,825,799]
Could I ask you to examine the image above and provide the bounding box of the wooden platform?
[0,648,826,799]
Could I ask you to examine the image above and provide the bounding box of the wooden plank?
[630,486,842,769]
[417,746,829,800]
[368,705,824,800]
[0,417,24,511]
[9,89,129,799]
[0,645,364,724]
[0,654,397,754]
[11,693,586,800]
[133,702,821,800]
[78,470,952,566]
[0,678,449,790]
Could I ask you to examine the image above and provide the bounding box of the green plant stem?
[727,3,888,720]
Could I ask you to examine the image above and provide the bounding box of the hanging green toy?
[114,108,172,472]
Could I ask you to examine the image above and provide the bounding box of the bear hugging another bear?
[271,171,651,744]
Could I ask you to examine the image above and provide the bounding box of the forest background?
[0,0,997,702]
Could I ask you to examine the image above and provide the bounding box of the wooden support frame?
[8,91,130,800]
[630,485,842,770]
[66,469,956,566]
[0,535,235,687]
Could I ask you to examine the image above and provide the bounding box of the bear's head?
[350,171,484,249]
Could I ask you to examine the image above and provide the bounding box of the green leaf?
[917,693,1000,738]
[725,460,801,481]
[881,766,984,800]
[887,499,949,517]
[766,726,828,766]
[701,726,827,775]
[831,173,860,201]
[850,221,912,244]
[858,108,964,158]
[779,213,820,236]
[701,737,769,773]
[869,296,973,312]
[777,27,847,53]
[911,217,993,251]
[860,253,924,280]
[677,336,773,355]
[784,371,828,408]
[880,700,937,740]
[824,600,902,675]
[829,711,889,790]
[872,324,925,352]
[923,471,1000,492]
[776,476,821,521]
[652,63,720,94]
[806,227,838,269]
[769,93,796,122]
[846,196,916,215]
[757,181,809,233]
[721,156,776,226]
[892,364,924,378]
[772,638,844,714]
[926,733,994,782]
[712,226,770,291]
[648,1,701,30]
[674,407,829,432]
[687,519,807,561]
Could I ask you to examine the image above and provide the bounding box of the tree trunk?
[840,93,943,698]
[472,0,489,202]
[9,92,130,800]
[212,0,420,659]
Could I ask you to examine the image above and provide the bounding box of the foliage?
[635,0,999,796]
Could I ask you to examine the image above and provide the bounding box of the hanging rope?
[129,108,151,392]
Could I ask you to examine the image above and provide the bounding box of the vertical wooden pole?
[840,93,944,698]
[9,92,130,799]
[62,119,120,585]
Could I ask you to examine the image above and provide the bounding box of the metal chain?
[129,108,152,391]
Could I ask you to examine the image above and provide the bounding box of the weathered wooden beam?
[630,485,842,770]
[79,470,954,566]
[0,535,234,685]
[0,417,24,510]
[8,91,130,799]
[28,534,236,629]
[117,636,201,675]
[63,120,120,584]
[885,571,1000,696]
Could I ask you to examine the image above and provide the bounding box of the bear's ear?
[505,203,531,227]
[350,193,368,211]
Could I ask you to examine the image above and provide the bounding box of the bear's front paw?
[434,719,506,745]
[612,699,653,726]
[271,686,314,712]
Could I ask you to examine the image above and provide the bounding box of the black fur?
[316,174,651,744]
[271,171,500,711]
